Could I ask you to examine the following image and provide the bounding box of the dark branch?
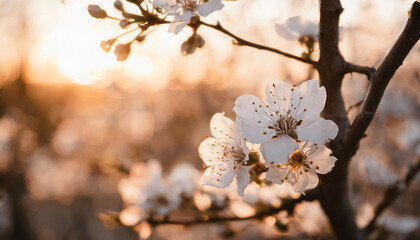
[347,99,364,113]
[344,62,376,80]
[148,189,318,226]
[198,21,317,65]
[343,1,420,152]
[364,157,420,234]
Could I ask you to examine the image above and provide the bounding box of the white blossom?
[266,141,337,194]
[234,80,338,166]
[199,112,251,196]
[153,0,224,34]
[275,16,319,41]
[168,163,201,197]
[118,159,180,216]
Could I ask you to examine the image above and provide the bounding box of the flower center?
[285,150,310,172]
[269,112,300,139]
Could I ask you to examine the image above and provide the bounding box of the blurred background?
[0,0,419,239]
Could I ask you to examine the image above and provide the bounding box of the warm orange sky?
[0,0,415,91]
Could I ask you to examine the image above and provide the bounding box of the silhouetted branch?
[345,62,376,80]
[344,1,420,153]
[364,157,420,234]
[198,21,317,65]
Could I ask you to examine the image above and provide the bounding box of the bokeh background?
[0,0,419,239]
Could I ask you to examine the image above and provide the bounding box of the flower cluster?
[199,80,338,194]
[118,159,200,224]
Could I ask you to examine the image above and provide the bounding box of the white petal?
[292,171,308,194]
[201,163,234,188]
[307,145,337,174]
[236,166,250,196]
[266,165,288,184]
[168,11,192,34]
[234,94,276,143]
[260,134,298,165]
[296,117,338,145]
[265,80,292,116]
[292,80,326,121]
[198,137,228,166]
[210,112,236,141]
[196,0,224,17]
[274,22,299,40]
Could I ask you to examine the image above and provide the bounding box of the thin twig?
[198,21,317,66]
[364,157,420,234]
[347,99,364,113]
[345,62,376,80]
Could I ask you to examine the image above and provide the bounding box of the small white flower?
[118,159,180,216]
[168,163,201,197]
[234,80,338,166]
[275,16,319,41]
[154,0,224,34]
[266,141,337,194]
[199,112,251,196]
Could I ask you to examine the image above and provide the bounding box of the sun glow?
[26,0,159,88]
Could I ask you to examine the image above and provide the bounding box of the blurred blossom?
[229,200,256,218]
[358,154,399,188]
[193,191,212,211]
[119,205,144,226]
[168,163,201,197]
[118,110,155,142]
[137,221,152,240]
[399,119,420,154]
[294,201,331,236]
[355,202,374,228]
[119,160,203,219]
[378,212,420,234]
[242,182,297,207]
[114,43,132,61]
[275,16,319,41]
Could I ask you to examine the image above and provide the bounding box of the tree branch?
[198,21,317,65]
[364,157,420,234]
[149,189,317,226]
[343,1,420,153]
[344,62,376,80]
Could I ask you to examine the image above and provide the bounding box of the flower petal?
[265,80,292,116]
[210,112,236,141]
[196,0,224,17]
[260,134,298,165]
[236,166,250,196]
[292,80,326,121]
[198,137,229,166]
[296,117,338,145]
[201,163,234,188]
[234,94,276,143]
[266,165,288,184]
[168,11,192,34]
[307,145,337,174]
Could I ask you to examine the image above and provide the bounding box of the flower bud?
[114,43,132,61]
[114,0,124,11]
[100,39,116,53]
[135,35,146,43]
[88,5,108,19]
[180,33,205,56]
[119,19,130,28]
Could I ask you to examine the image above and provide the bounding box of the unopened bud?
[119,19,130,28]
[100,39,116,53]
[114,43,132,61]
[114,0,124,11]
[135,35,146,43]
[88,5,108,19]
[181,33,205,56]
